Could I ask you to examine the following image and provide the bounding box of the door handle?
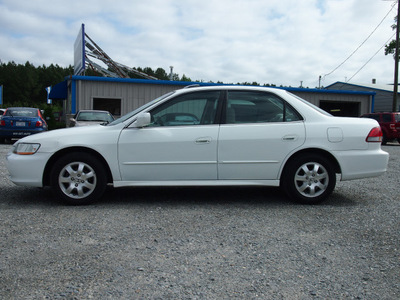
[282,135,298,141]
[195,137,211,144]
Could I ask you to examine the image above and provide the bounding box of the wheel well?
[281,148,341,179]
[42,147,113,186]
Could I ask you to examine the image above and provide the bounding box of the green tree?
[385,16,398,58]
[180,74,191,82]
[155,68,169,80]
[0,61,73,107]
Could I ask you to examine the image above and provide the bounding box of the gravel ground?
[0,143,399,299]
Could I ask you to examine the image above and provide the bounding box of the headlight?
[13,143,41,155]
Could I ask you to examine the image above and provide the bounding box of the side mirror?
[133,112,151,128]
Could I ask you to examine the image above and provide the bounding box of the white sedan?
[6,86,389,205]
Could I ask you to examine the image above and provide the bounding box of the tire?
[281,154,336,204]
[50,152,107,205]
[382,133,387,145]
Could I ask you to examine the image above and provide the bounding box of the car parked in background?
[361,112,400,144]
[0,107,48,143]
[69,110,114,127]
[6,86,389,205]
[0,108,5,121]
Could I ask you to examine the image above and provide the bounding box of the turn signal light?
[366,127,383,143]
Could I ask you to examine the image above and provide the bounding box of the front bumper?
[6,149,52,187]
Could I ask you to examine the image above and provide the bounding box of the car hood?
[14,123,124,152]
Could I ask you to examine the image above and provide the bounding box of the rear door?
[218,90,306,180]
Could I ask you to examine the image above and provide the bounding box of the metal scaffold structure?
[74,24,158,80]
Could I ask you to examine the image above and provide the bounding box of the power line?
[345,32,396,83]
[323,2,396,80]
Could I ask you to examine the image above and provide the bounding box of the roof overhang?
[49,80,68,99]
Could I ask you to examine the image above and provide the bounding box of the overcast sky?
[0,0,397,88]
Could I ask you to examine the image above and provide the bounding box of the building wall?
[291,91,371,115]
[75,80,183,115]
[325,82,395,112]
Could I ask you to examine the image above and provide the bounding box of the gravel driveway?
[0,143,399,299]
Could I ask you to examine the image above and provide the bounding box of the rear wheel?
[50,152,107,205]
[282,154,336,204]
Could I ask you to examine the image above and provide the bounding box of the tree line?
[0,61,284,110]
[0,61,73,107]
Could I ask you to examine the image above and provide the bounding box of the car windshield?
[77,111,114,122]
[5,108,38,117]
[108,91,175,125]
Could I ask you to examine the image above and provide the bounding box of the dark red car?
[361,112,400,144]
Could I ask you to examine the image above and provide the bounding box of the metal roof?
[325,81,394,93]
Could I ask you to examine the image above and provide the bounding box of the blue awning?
[49,80,68,99]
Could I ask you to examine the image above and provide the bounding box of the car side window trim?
[223,90,303,125]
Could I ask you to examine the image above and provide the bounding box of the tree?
[385,16,398,58]
[0,61,73,107]
[155,68,169,80]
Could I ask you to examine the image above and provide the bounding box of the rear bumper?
[333,149,389,181]
[0,128,46,139]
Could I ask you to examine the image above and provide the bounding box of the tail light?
[35,120,43,127]
[366,127,383,143]
[0,120,5,126]
[390,124,395,130]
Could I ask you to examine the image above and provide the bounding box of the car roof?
[174,85,289,97]
[77,110,110,113]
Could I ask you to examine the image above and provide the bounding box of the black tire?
[281,154,336,204]
[382,133,387,145]
[50,152,107,205]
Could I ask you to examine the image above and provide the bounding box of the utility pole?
[393,0,400,112]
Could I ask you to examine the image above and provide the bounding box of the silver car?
[69,110,114,127]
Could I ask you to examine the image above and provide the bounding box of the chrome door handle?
[282,135,297,141]
[195,138,211,144]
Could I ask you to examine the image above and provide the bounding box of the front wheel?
[281,154,336,204]
[50,152,107,205]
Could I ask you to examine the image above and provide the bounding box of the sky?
[0,0,398,88]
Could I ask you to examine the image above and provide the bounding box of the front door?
[118,91,222,181]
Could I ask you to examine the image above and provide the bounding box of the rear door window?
[225,91,302,124]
